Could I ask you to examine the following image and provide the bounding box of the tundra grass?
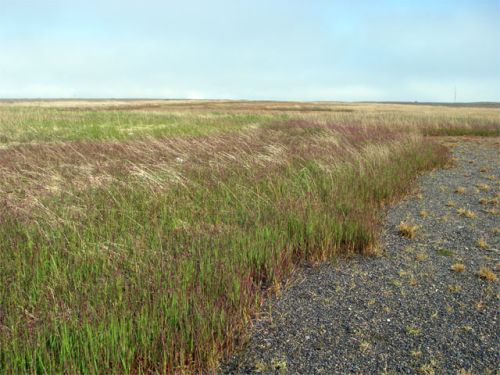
[0,106,276,144]
[0,118,448,373]
[1,101,499,144]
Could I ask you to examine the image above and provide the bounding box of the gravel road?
[222,139,499,374]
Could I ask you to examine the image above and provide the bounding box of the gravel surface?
[221,140,499,374]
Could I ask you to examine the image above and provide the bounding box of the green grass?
[0,106,278,143]
[1,100,497,372]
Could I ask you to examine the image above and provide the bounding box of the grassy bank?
[0,101,497,373]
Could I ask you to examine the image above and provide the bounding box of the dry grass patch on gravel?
[446,200,456,207]
[477,238,489,249]
[457,208,477,219]
[451,263,466,273]
[478,267,497,282]
[419,210,429,218]
[398,221,419,239]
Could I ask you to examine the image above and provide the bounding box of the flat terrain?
[223,139,499,374]
[0,101,498,373]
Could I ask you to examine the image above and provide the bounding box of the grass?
[478,267,497,282]
[457,208,477,219]
[419,210,429,218]
[436,248,454,257]
[0,100,497,373]
[398,221,419,239]
[477,238,489,249]
[451,263,466,273]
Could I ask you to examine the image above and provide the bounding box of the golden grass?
[478,267,497,282]
[398,221,419,239]
[457,208,477,219]
[455,187,467,194]
[477,238,489,249]
[451,263,466,273]
[476,183,490,191]
[419,210,429,218]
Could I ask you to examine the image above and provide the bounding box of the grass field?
[0,100,498,373]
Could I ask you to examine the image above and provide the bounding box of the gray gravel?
[221,140,499,374]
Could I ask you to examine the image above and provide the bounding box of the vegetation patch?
[6,101,495,374]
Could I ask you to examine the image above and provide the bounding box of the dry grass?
[477,238,489,249]
[398,221,419,239]
[478,267,497,282]
[476,183,491,191]
[479,197,498,206]
[457,208,477,219]
[415,252,429,261]
[451,263,466,273]
[454,187,467,194]
[419,210,429,218]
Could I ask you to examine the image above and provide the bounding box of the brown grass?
[457,208,476,219]
[478,267,497,282]
[398,221,419,239]
[451,263,465,273]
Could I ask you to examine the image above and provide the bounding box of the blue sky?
[0,0,499,101]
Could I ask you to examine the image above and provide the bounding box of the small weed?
[436,248,453,257]
[457,208,476,219]
[399,270,409,277]
[391,279,403,288]
[485,208,498,216]
[476,183,490,191]
[359,341,371,351]
[271,358,287,373]
[478,267,497,282]
[477,238,489,249]
[253,361,268,373]
[455,187,466,194]
[410,350,422,358]
[480,167,488,173]
[475,301,485,311]
[406,326,422,336]
[460,325,473,332]
[398,221,418,239]
[451,263,465,273]
[415,252,428,261]
[479,197,498,205]
[486,175,496,181]
[419,210,429,218]
[448,284,461,293]
[446,200,456,207]
[457,369,473,375]
[419,358,437,375]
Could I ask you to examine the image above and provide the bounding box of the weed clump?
[478,267,497,282]
[398,221,418,239]
[451,263,465,273]
[457,208,476,219]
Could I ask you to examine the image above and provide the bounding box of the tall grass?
[1,101,498,144]
[0,117,449,373]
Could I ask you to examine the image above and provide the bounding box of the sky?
[0,0,499,102]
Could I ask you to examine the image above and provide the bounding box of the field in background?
[0,101,498,373]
